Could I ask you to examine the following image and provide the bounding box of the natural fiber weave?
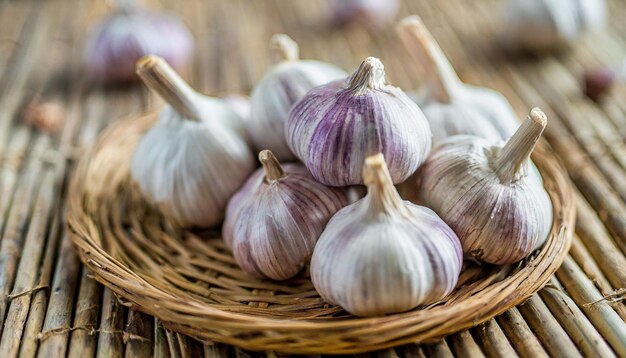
[67,112,575,354]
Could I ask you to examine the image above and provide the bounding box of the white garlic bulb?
[223,150,349,280]
[397,16,519,145]
[287,57,432,186]
[131,55,254,227]
[249,34,347,161]
[503,0,607,52]
[222,94,251,123]
[85,0,193,84]
[419,108,553,265]
[311,154,462,317]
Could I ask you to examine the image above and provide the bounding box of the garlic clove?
[419,108,553,264]
[311,154,462,317]
[286,56,432,187]
[131,56,254,227]
[85,2,194,84]
[249,34,347,161]
[223,150,349,281]
[397,16,519,144]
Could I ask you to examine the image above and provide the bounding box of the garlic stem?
[363,154,404,214]
[270,34,299,63]
[348,57,386,95]
[259,150,286,182]
[136,55,201,121]
[397,16,461,103]
[494,108,547,184]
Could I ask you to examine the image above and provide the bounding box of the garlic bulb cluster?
[311,154,462,317]
[85,1,193,84]
[249,34,347,161]
[503,0,607,52]
[131,56,254,227]
[419,108,553,265]
[222,94,251,122]
[397,16,519,145]
[223,150,349,280]
[328,0,400,28]
[287,57,432,186]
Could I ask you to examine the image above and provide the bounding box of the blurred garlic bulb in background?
[85,0,193,84]
[131,56,254,227]
[503,0,607,52]
[249,34,347,161]
[287,57,432,186]
[223,150,348,280]
[397,16,519,145]
[222,94,251,122]
[328,0,400,28]
[419,108,553,265]
[311,154,462,317]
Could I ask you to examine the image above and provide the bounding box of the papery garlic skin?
[85,5,193,83]
[222,94,251,123]
[311,154,462,317]
[131,56,254,228]
[223,150,348,280]
[419,108,553,265]
[287,57,431,186]
[249,34,347,161]
[397,16,519,145]
[503,0,607,52]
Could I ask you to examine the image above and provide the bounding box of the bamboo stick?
[517,295,582,357]
[539,278,616,357]
[556,256,626,356]
[447,331,486,358]
[123,310,153,358]
[36,234,81,358]
[67,268,102,358]
[95,288,127,358]
[422,339,454,358]
[497,308,549,358]
[153,319,169,358]
[471,319,519,358]
[569,236,626,320]
[0,138,49,334]
[0,156,54,357]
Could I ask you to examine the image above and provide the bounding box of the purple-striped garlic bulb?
[328,0,400,28]
[131,56,254,228]
[223,150,349,281]
[397,16,520,145]
[85,0,193,84]
[286,57,432,187]
[419,108,553,265]
[249,34,347,161]
[311,154,462,317]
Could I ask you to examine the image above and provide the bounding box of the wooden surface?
[0,0,625,357]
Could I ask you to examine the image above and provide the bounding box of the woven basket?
[67,112,575,354]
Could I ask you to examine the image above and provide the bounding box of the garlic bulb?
[249,34,347,161]
[85,1,193,84]
[131,56,254,227]
[311,154,462,317]
[419,108,553,265]
[328,0,400,28]
[287,57,432,186]
[503,0,607,52]
[397,16,519,144]
[223,150,348,281]
[222,94,251,122]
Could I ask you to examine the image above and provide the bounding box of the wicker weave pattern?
[67,113,575,354]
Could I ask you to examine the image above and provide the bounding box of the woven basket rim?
[67,113,575,354]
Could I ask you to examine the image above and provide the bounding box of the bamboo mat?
[0,0,625,357]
